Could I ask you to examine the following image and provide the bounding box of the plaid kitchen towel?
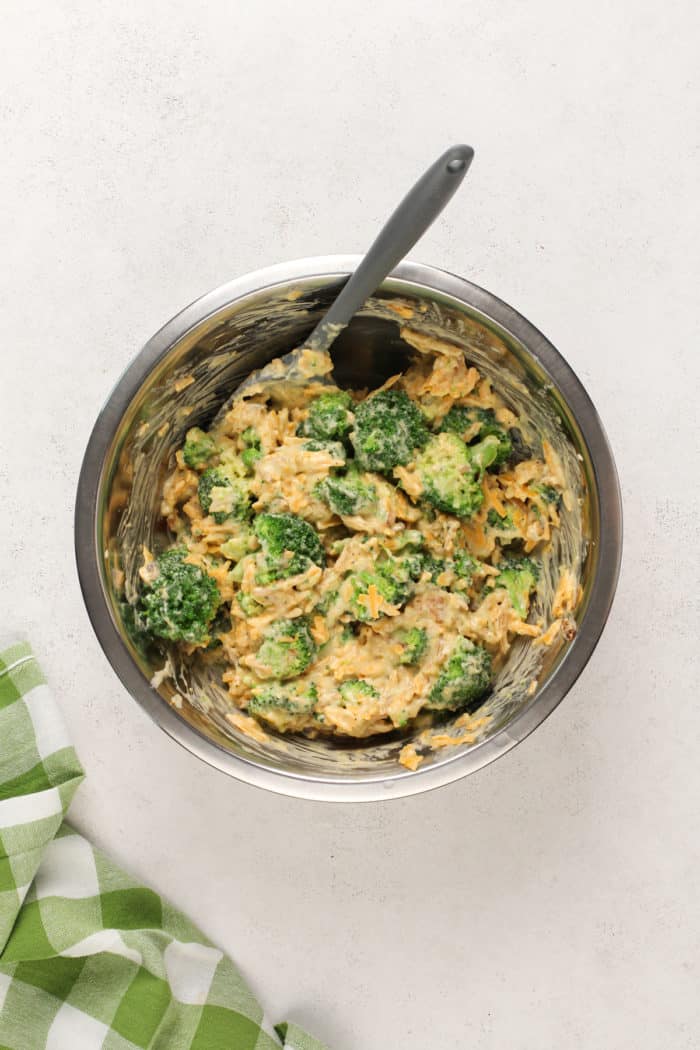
[0,639,326,1050]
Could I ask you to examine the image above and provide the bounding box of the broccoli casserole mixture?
[136,336,576,752]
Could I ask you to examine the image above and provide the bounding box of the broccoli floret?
[240,427,263,471]
[486,507,522,546]
[255,618,316,679]
[182,427,216,469]
[468,434,502,473]
[400,551,425,582]
[138,549,220,645]
[338,678,379,706]
[397,555,422,584]
[480,424,512,465]
[219,528,254,563]
[395,626,428,665]
[426,637,492,712]
[441,407,512,466]
[253,513,325,583]
[197,468,226,515]
[299,390,354,442]
[248,680,318,731]
[301,439,347,461]
[534,483,562,507]
[420,551,478,588]
[314,466,377,517]
[390,529,425,552]
[198,468,251,524]
[440,405,489,439]
[237,592,264,617]
[491,557,540,617]
[453,552,479,581]
[414,432,485,519]
[314,588,339,616]
[346,558,415,622]
[347,570,402,622]
[419,554,446,582]
[351,389,428,473]
[487,508,514,530]
[241,448,261,471]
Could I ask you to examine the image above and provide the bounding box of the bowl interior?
[93,268,598,786]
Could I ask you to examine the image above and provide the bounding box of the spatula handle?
[306,144,474,351]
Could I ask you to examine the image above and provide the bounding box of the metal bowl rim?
[75,255,623,802]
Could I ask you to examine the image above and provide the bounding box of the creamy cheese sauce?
[140,330,579,764]
[108,286,588,774]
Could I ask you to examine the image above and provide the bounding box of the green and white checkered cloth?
[0,639,326,1050]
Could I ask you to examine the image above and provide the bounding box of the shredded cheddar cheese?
[357,584,401,620]
[398,744,424,771]
[143,332,578,766]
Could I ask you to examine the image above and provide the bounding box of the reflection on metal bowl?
[75,257,622,801]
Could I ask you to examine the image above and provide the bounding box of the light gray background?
[2,2,699,1047]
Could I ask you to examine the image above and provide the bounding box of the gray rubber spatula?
[304,142,474,353]
[230,143,474,402]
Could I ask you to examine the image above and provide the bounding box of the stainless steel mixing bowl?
[75,256,622,801]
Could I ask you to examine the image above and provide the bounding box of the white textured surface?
[1,3,699,1047]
